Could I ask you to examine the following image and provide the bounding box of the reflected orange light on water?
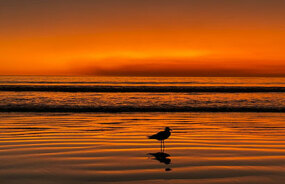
[1,112,285,183]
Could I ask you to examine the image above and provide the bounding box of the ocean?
[0,76,285,184]
[0,76,285,112]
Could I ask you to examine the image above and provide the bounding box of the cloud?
[70,58,285,77]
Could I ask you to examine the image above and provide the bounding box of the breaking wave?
[1,85,285,93]
[0,105,284,112]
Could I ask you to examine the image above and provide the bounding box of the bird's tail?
[148,135,155,139]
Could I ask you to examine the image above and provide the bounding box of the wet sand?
[0,112,285,184]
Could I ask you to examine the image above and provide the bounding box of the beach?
[0,76,285,183]
[0,112,285,184]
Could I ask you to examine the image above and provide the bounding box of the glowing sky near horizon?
[0,0,285,76]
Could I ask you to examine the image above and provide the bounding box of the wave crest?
[1,85,285,93]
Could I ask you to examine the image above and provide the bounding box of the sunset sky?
[0,0,285,76]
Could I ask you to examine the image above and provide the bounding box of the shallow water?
[0,112,285,184]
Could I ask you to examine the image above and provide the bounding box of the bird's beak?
[170,129,173,131]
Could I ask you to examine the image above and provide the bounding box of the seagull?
[148,127,172,150]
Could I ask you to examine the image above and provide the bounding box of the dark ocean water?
[0,76,284,112]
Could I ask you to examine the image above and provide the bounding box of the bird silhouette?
[148,127,172,151]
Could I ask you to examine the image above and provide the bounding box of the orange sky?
[0,0,285,76]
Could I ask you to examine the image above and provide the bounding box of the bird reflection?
[148,152,171,165]
[147,152,172,171]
